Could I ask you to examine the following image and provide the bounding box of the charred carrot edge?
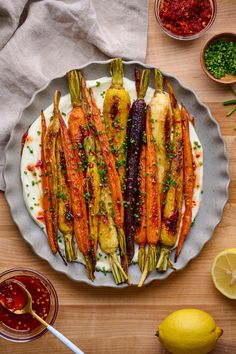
[138,106,161,287]
[88,87,129,273]
[134,146,147,272]
[41,111,58,254]
[175,106,194,261]
[59,108,95,281]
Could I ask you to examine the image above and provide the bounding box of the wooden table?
[1,1,236,353]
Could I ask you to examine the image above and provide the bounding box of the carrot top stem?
[156,247,171,272]
[53,90,61,113]
[139,69,150,99]
[138,260,149,288]
[138,246,146,273]
[110,58,124,88]
[154,69,164,94]
[117,228,128,265]
[64,233,77,262]
[110,253,128,284]
[67,70,82,107]
[85,256,95,281]
[135,67,141,98]
[138,245,157,287]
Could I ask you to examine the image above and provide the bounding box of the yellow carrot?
[103,58,131,188]
[156,81,183,272]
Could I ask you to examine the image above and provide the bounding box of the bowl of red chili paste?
[154,0,217,40]
[0,268,58,342]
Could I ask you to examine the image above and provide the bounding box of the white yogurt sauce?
[21,77,203,272]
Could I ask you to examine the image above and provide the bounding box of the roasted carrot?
[124,68,150,263]
[43,91,61,247]
[89,88,124,228]
[175,106,194,261]
[98,185,128,284]
[59,96,95,280]
[84,135,101,256]
[55,136,77,262]
[138,106,161,287]
[88,87,128,273]
[41,111,58,254]
[134,146,147,272]
[92,132,127,284]
[156,80,183,272]
[103,58,131,188]
[67,70,88,175]
[150,69,172,204]
[78,71,129,278]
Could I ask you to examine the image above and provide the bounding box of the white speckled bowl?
[4,60,230,287]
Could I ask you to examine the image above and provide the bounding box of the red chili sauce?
[159,0,213,37]
[0,276,50,331]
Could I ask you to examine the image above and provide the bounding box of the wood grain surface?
[1,1,236,353]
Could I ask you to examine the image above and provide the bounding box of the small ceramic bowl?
[200,32,236,84]
[154,0,217,41]
[0,268,58,342]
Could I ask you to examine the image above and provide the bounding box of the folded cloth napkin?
[0,0,149,191]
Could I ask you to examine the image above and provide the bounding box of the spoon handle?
[31,311,84,353]
[47,325,85,354]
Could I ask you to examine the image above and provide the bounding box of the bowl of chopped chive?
[201,32,236,84]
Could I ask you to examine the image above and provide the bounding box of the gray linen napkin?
[0,0,149,191]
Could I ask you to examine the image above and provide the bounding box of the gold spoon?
[0,279,84,354]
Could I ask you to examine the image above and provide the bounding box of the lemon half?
[212,248,236,299]
[157,308,223,354]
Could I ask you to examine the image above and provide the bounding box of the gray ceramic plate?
[4,60,230,287]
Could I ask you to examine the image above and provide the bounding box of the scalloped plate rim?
[4,59,230,288]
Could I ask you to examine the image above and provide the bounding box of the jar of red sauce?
[154,0,217,40]
[0,268,58,342]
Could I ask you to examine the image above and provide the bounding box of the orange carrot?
[43,92,61,248]
[68,106,87,145]
[67,70,88,176]
[88,87,128,273]
[138,106,161,287]
[134,146,147,272]
[175,106,194,261]
[59,107,95,280]
[89,89,124,225]
[41,111,58,254]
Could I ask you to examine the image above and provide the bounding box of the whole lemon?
[156,309,223,354]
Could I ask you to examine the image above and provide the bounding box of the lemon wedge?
[212,248,236,299]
